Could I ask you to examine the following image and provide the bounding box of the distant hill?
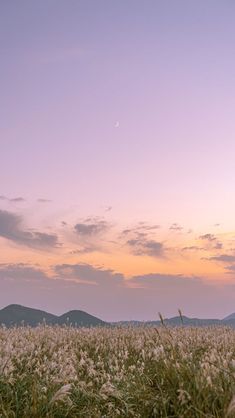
[0,304,57,327]
[158,315,221,327]
[2,304,235,328]
[0,304,106,327]
[58,310,106,327]
[113,316,234,327]
[223,312,235,320]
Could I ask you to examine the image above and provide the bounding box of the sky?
[1,1,235,321]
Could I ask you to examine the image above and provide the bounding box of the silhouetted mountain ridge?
[0,304,106,327]
[112,315,235,327]
[58,310,105,327]
[223,312,235,320]
[2,304,235,327]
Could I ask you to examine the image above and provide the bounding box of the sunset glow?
[1,1,235,320]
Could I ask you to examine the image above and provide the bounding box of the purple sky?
[1,1,235,320]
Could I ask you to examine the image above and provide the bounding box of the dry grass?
[1,325,235,417]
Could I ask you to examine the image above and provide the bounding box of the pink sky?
[1,1,235,320]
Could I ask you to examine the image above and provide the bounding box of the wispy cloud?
[37,198,52,203]
[199,233,217,242]
[199,233,223,250]
[169,223,183,231]
[0,195,25,203]
[209,254,235,263]
[120,222,164,258]
[0,210,59,249]
[103,206,112,212]
[74,218,110,237]
[127,237,164,258]
[121,222,160,237]
[69,246,97,255]
[182,246,205,251]
[225,265,235,273]
[54,263,123,287]
[0,263,48,282]
[202,254,235,275]
[131,272,203,290]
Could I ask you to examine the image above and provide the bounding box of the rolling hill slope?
[0,304,105,327]
[2,304,235,328]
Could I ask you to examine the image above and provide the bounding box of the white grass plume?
[50,384,72,405]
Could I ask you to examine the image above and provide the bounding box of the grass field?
[1,325,235,417]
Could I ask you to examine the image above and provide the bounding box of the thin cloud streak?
[0,210,59,249]
[0,195,26,203]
